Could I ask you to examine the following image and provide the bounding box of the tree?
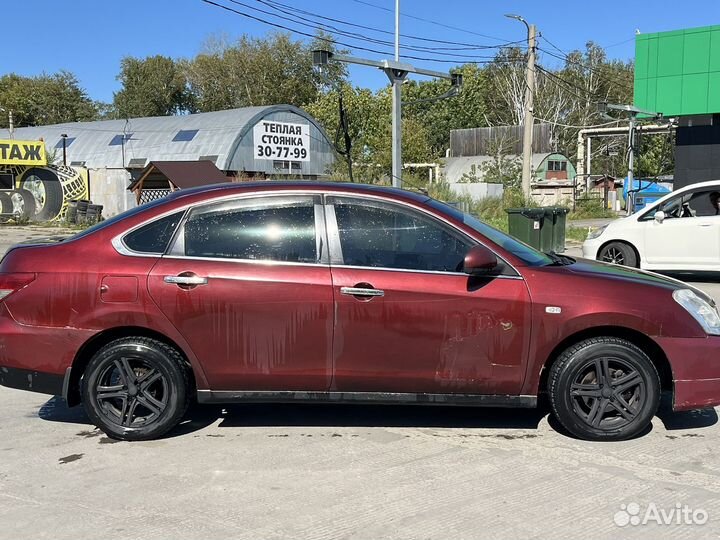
[185,31,346,112]
[113,55,194,117]
[0,71,97,128]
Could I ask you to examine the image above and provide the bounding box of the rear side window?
[183,196,317,263]
[123,211,183,254]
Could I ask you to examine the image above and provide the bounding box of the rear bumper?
[657,336,720,411]
[0,365,68,396]
[0,302,92,398]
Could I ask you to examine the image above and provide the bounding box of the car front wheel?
[548,337,660,441]
[81,337,191,441]
[598,242,637,267]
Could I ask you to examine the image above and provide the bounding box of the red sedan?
[1,182,719,441]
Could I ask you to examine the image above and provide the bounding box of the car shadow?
[659,271,720,284]
[37,395,719,440]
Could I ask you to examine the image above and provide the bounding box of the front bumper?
[582,238,601,260]
[658,335,720,411]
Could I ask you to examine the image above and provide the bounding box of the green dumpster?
[548,206,570,253]
[506,208,552,251]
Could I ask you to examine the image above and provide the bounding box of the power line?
[250,0,506,60]
[351,0,515,43]
[202,0,502,64]
[534,117,625,129]
[537,35,634,92]
[535,64,602,102]
[261,0,523,50]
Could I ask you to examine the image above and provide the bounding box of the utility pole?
[0,107,13,139]
[506,14,536,199]
[391,0,402,188]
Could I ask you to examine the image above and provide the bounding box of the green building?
[635,25,720,188]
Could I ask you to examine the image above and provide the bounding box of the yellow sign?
[0,139,47,166]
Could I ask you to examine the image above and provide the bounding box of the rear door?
[326,195,532,395]
[147,194,333,391]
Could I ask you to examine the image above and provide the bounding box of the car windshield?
[69,197,173,241]
[426,199,554,266]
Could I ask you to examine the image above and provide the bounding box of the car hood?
[562,258,714,303]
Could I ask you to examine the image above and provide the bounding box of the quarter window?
[330,197,471,272]
[123,211,183,254]
[183,197,317,263]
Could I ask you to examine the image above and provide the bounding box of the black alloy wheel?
[598,242,638,267]
[81,337,190,441]
[549,337,660,441]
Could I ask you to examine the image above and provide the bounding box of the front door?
[326,196,532,395]
[148,195,333,391]
[644,188,720,268]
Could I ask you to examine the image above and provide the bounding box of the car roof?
[166,180,432,205]
[634,179,720,217]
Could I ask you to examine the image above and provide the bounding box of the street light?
[313,50,461,188]
[504,13,536,199]
[504,13,529,32]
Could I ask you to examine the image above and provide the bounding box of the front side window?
[123,211,184,253]
[651,189,720,219]
[330,197,471,272]
[182,196,317,263]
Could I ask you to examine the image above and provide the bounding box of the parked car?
[1,182,720,442]
[583,180,720,271]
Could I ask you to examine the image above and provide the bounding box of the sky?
[1,0,719,104]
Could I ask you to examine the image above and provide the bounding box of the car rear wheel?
[598,242,637,267]
[81,337,191,441]
[548,337,660,441]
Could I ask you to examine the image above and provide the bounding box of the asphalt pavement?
[1,227,720,539]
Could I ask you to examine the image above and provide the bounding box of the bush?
[569,198,616,220]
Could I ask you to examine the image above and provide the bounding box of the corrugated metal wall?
[229,109,335,177]
[449,124,552,157]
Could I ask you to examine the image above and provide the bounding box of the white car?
[583,180,720,271]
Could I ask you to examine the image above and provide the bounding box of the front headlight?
[587,225,607,240]
[673,289,720,335]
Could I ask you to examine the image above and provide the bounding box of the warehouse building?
[10,105,335,216]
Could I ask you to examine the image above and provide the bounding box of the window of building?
[54,137,76,149]
[547,160,567,172]
[172,129,199,142]
[109,133,133,146]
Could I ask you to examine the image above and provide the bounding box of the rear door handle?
[340,286,384,297]
[164,275,208,286]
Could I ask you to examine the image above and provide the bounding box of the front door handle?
[340,286,384,298]
[164,274,208,287]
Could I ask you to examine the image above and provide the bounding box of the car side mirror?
[463,245,498,275]
[654,210,665,223]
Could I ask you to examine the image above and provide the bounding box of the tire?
[548,337,660,441]
[10,189,37,219]
[598,242,638,267]
[81,337,191,441]
[18,168,64,221]
[0,191,12,214]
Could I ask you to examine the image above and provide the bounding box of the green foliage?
[114,55,194,117]
[568,197,616,219]
[0,71,97,128]
[184,32,346,111]
[566,225,590,242]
